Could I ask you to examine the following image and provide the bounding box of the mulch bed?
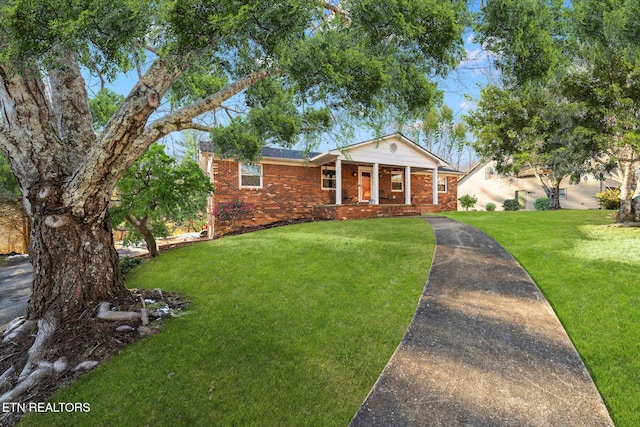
[0,289,189,427]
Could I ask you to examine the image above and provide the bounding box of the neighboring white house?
[457,160,619,211]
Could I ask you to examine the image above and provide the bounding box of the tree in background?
[474,0,640,220]
[564,0,640,221]
[410,105,470,170]
[466,82,597,209]
[0,0,468,399]
[109,144,213,257]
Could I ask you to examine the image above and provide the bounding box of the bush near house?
[595,188,621,210]
[502,199,521,211]
[458,194,478,211]
[534,197,550,211]
[213,198,255,230]
[485,203,496,211]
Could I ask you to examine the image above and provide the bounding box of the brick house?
[199,133,462,237]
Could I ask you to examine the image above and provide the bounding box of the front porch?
[312,203,441,221]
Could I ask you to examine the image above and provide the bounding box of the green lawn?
[20,211,639,426]
[444,210,640,427]
[22,218,434,426]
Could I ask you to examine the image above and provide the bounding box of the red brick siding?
[210,159,458,236]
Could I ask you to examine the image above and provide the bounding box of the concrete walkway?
[350,217,613,426]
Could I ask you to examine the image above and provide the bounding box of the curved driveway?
[0,259,31,330]
[350,217,613,426]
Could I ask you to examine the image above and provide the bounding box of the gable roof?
[309,133,454,170]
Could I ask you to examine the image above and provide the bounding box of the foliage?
[458,194,478,211]
[466,82,597,210]
[485,203,496,212]
[0,152,19,201]
[410,104,470,169]
[22,219,434,426]
[474,0,568,86]
[119,256,141,275]
[502,199,521,211]
[595,188,621,210]
[87,88,125,131]
[213,198,254,230]
[475,0,639,220]
[534,197,550,211]
[444,210,640,425]
[110,144,213,256]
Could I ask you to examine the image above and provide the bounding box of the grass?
[22,218,434,426]
[443,210,640,427]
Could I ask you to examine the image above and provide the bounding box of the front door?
[359,168,372,202]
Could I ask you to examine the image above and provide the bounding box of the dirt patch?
[222,218,316,237]
[0,289,189,427]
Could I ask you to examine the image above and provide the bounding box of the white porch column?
[372,163,379,204]
[432,168,439,205]
[335,159,342,205]
[405,166,411,205]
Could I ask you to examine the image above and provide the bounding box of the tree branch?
[318,1,349,21]
[65,55,188,215]
[131,68,277,153]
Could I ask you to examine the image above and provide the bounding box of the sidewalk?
[350,217,613,426]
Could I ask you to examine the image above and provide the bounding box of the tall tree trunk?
[616,157,638,222]
[125,215,159,257]
[27,193,125,320]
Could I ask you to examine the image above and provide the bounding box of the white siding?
[458,161,618,211]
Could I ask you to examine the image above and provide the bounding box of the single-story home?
[457,160,619,211]
[199,133,463,237]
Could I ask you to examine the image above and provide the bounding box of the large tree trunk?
[27,211,125,320]
[27,190,125,320]
[1,53,271,323]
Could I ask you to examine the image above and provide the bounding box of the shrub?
[120,256,141,274]
[213,198,254,230]
[534,197,550,211]
[503,199,521,211]
[595,188,621,210]
[485,203,496,212]
[458,194,478,211]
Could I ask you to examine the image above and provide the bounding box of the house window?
[239,163,262,188]
[558,188,567,199]
[391,171,404,191]
[321,166,336,189]
[438,176,448,193]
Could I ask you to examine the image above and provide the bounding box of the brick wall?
[209,159,458,236]
[211,160,333,236]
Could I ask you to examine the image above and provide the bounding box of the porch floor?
[312,203,442,221]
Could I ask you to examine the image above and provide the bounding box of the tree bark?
[125,215,159,257]
[530,164,563,209]
[617,154,638,222]
[27,191,124,320]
